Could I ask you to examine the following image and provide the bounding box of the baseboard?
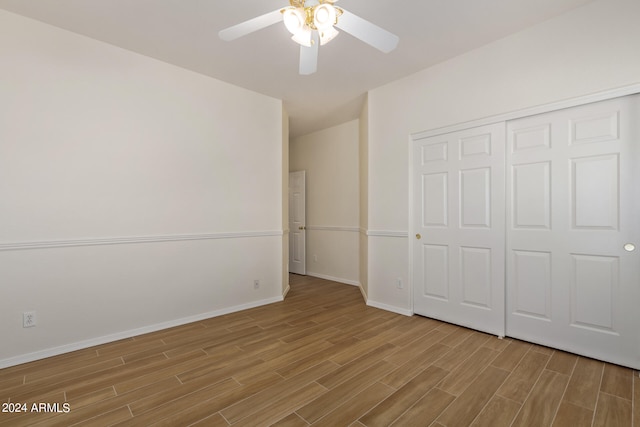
[306,273,369,309]
[306,272,360,287]
[358,283,368,303]
[305,271,368,305]
[282,284,291,298]
[0,295,284,369]
[367,299,413,316]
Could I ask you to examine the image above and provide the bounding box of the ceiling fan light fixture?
[291,25,312,47]
[319,26,339,45]
[283,7,306,35]
[313,4,337,31]
[219,1,399,75]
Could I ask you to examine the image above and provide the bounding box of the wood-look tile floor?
[1,274,638,426]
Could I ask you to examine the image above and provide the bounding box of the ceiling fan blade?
[299,32,319,75]
[335,9,399,53]
[219,9,283,41]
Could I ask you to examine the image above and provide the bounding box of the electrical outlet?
[23,311,36,328]
[313,255,318,262]
[254,280,260,290]
[396,278,403,289]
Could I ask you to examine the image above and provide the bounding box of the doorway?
[289,170,306,275]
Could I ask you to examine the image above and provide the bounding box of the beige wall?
[366,0,640,313]
[0,10,284,366]
[289,120,359,285]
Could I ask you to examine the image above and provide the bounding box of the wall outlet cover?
[23,311,37,328]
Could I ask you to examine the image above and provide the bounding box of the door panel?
[422,172,448,227]
[571,154,619,229]
[413,123,506,336]
[460,246,492,308]
[512,162,551,229]
[422,244,449,301]
[506,95,640,369]
[511,250,552,321]
[571,254,618,333]
[460,168,491,228]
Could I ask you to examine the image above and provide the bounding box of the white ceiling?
[0,0,596,137]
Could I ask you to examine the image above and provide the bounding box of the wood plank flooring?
[0,274,638,426]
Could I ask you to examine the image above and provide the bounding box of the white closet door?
[412,123,505,336]
[506,95,640,369]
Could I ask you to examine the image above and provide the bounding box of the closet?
[411,94,640,369]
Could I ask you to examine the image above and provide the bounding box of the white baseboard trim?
[0,295,284,369]
[282,284,291,298]
[307,272,360,287]
[358,283,368,303]
[367,299,413,317]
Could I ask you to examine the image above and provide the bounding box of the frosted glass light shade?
[283,8,306,35]
[291,26,312,47]
[313,4,336,30]
[319,26,339,45]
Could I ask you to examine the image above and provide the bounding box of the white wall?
[358,98,369,298]
[282,107,290,295]
[0,10,283,366]
[289,120,359,285]
[366,0,640,313]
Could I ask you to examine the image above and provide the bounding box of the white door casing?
[412,123,506,337]
[289,171,306,275]
[506,95,640,369]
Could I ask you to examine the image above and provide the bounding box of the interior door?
[412,123,506,336]
[289,171,306,275]
[506,95,640,369]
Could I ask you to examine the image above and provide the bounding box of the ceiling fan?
[219,0,399,75]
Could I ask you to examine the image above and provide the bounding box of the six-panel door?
[506,95,640,369]
[412,123,506,337]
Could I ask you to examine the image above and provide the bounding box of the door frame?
[408,83,640,316]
